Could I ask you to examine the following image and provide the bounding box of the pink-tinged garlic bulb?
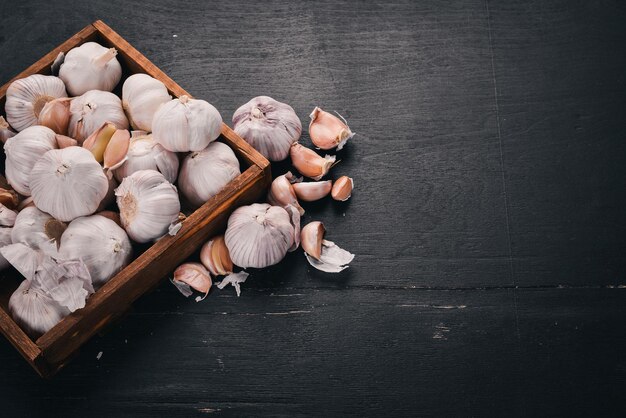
[59,42,122,96]
[309,107,354,150]
[232,96,301,161]
[267,172,304,215]
[4,75,67,132]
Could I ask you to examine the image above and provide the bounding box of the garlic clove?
[200,235,234,276]
[267,172,305,215]
[173,262,212,299]
[300,221,325,260]
[284,204,301,252]
[289,142,337,181]
[38,97,71,135]
[216,271,249,297]
[292,180,332,202]
[0,204,18,227]
[59,42,122,96]
[82,122,117,163]
[0,188,20,210]
[0,116,17,144]
[103,129,130,171]
[55,134,78,149]
[5,74,67,132]
[305,240,355,273]
[309,107,354,151]
[331,176,354,201]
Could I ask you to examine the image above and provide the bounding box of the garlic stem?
[93,47,118,67]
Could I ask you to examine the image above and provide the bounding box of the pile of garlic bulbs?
[1,41,235,337]
[172,97,355,300]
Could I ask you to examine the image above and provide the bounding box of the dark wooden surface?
[1,0,625,416]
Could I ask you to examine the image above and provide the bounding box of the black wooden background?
[1,0,626,416]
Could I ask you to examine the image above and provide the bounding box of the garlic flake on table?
[122,74,171,131]
[68,90,129,142]
[309,107,354,150]
[11,206,65,253]
[59,214,132,288]
[59,42,122,96]
[30,147,109,222]
[152,95,222,152]
[4,125,58,196]
[9,279,70,338]
[232,96,301,161]
[114,133,179,183]
[4,74,67,132]
[178,142,240,208]
[116,170,181,243]
[301,221,354,273]
[225,203,300,269]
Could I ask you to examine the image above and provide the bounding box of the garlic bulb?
[38,98,71,135]
[68,90,129,142]
[0,204,17,227]
[59,214,132,288]
[301,221,354,273]
[267,172,304,215]
[152,95,222,152]
[114,133,179,183]
[225,203,299,269]
[4,126,58,196]
[116,170,181,243]
[0,116,16,143]
[232,96,301,161]
[30,147,109,222]
[122,74,171,131]
[200,235,233,276]
[0,228,12,270]
[11,206,65,253]
[59,42,122,96]
[9,279,70,337]
[292,180,332,202]
[309,107,354,150]
[4,74,67,132]
[178,142,240,208]
[290,143,336,181]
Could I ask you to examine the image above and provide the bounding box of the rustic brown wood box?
[0,20,271,377]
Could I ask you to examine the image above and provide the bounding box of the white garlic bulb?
[59,42,122,96]
[30,147,109,222]
[113,133,179,183]
[0,227,12,270]
[232,96,301,161]
[4,74,67,132]
[59,214,132,288]
[9,279,70,337]
[11,206,65,253]
[225,203,299,268]
[0,204,17,227]
[4,125,58,196]
[122,74,171,131]
[68,90,129,142]
[116,170,181,243]
[152,95,222,152]
[178,142,240,208]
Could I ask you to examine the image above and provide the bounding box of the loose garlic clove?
[30,147,109,222]
[292,180,332,202]
[301,221,325,260]
[172,262,212,300]
[331,176,354,201]
[0,204,17,227]
[113,133,180,184]
[122,74,171,131]
[103,129,130,171]
[82,122,117,163]
[289,143,337,181]
[232,96,302,161]
[0,116,16,144]
[301,221,354,273]
[267,172,305,215]
[5,74,68,132]
[153,95,222,152]
[55,134,78,149]
[59,42,122,96]
[200,235,234,276]
[68,90,129,142]
[38,97,71,135]
[309,107,354,151]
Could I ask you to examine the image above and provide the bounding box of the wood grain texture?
[0,0,625,416]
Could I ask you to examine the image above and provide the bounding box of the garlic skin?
[309,107,354,150]
[9,279,70,338]
[331,176,353,201]
[216,271,249,297]
[0,116,16,143]
[5,74,67,132]
[38,97,71,135]
[4,126,58,196]
[68,90,129,142]
[178,142,240,208]
[116,170,181,243]
[290,143,336,181]
[59,214,132,288]
[122,74,171,131]
[301,221,354,273]
[200,235,233,276]
[59,42,122,96]
[172,262,212,297]
[0,228,12,270]
[292,180,332,202]
[31,256,94,313]
[267,172,305,215]
[30,147,109,222]
[225,203,296,269]
[11,206,65,253]
[232,96,301,161]
[114,133,179,183]
[0,204,17,227]
[152,95,222,152]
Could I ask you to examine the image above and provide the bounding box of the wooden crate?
[0,20,271,378]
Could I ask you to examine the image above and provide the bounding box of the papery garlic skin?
[232,96,301,161]
[59,214,132,288]
[0,116,16,143]
[30,147,109,222]
[309,107,354,151]
[68,90,129,142]
[0,228,12,270]
[122,74,171,131]
[267,172,304,215]
[9,279,70,337]
[4,126,58,196]
[225,203,295,269]
[116,170,181,243]
[178,142,240,208]
[305,240,354,273]
[59,42,122,96]
[152,95,222,152]
[114,133,179,183]
[11,206,64,253]
[5,75,67,132]
[0,204,17,227]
